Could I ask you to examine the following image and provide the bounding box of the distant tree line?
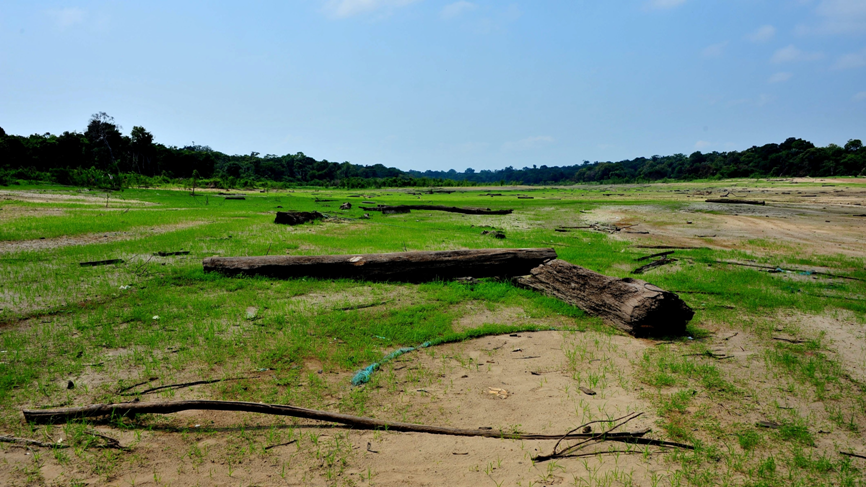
[0,113,461,189]
[409,137,865,184]
[1,113,863,188]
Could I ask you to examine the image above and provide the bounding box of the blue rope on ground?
[350,325,564,386]
[351,343,431,386]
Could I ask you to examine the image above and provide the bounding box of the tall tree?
[130,125,155,175]
[85,112,123,170]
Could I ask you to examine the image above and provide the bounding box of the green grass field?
[1,181,865,486]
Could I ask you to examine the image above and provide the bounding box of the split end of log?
[515,259,694,337]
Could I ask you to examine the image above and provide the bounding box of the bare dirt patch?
[0,331,681,487]
[790,311,866,385]
[587,197,866,257]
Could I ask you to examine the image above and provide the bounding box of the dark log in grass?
[360,205,512,215]
[203,248,557,282]
[516,259,693,337]
[705,199,765,205]
[79,259,124,267]
[274,211,325,225]
[633,245,707,250]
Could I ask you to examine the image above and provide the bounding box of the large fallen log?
[360,205,512,215]
[203,248,556,282]
[516,259,694,337]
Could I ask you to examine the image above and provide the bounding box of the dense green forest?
[410,137,865,184]
[0,113,438,189]
[1,113,864,188]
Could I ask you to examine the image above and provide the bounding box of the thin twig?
[119,377,255,396]
[549,413,637,456]
[264,439,297,450]
[0,435,66,449]
[840,451,866,460]
[557,412,644,458]
[537,413,651,462]
[117,378,159,394]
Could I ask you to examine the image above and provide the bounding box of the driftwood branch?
[23,400,651,443]
[79,259,124,267]
[705,199,765,205]
[633,245,708,250]
[636,251,675,262]
[203,248,556,282]
[359,205,512,215]
[632,258,677,275]
[0,431,124,450]
[712,261,864,282]
[515,259,694,337]
[155,251,189,257]
[0,435,67,449]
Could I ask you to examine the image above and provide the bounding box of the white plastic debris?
[152,315,159,320]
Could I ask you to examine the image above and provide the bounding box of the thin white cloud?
[833,48,866,69]
[853,91,866,101]
[441,1,477,19]
[746,25,776,42]
[47,7,85,28]
[768,72,793,83]
[701,41,728,58]
[324,0,420,18]
[694,140,712,149]
[502,136,554,151]
[771,45,823,63]
[814,0,866,35]
[475,3,521,34]
[648,0,687,9]
[757,94,775,106]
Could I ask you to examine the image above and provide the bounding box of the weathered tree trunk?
[274,211,324,225]
[203,248,557,282]
[515,259,693,337]
[360,205,512,215]
[705,199,765,205]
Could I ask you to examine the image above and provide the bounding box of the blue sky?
[1,1,865,171]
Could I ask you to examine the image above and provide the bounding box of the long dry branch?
[22,400,650,442]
